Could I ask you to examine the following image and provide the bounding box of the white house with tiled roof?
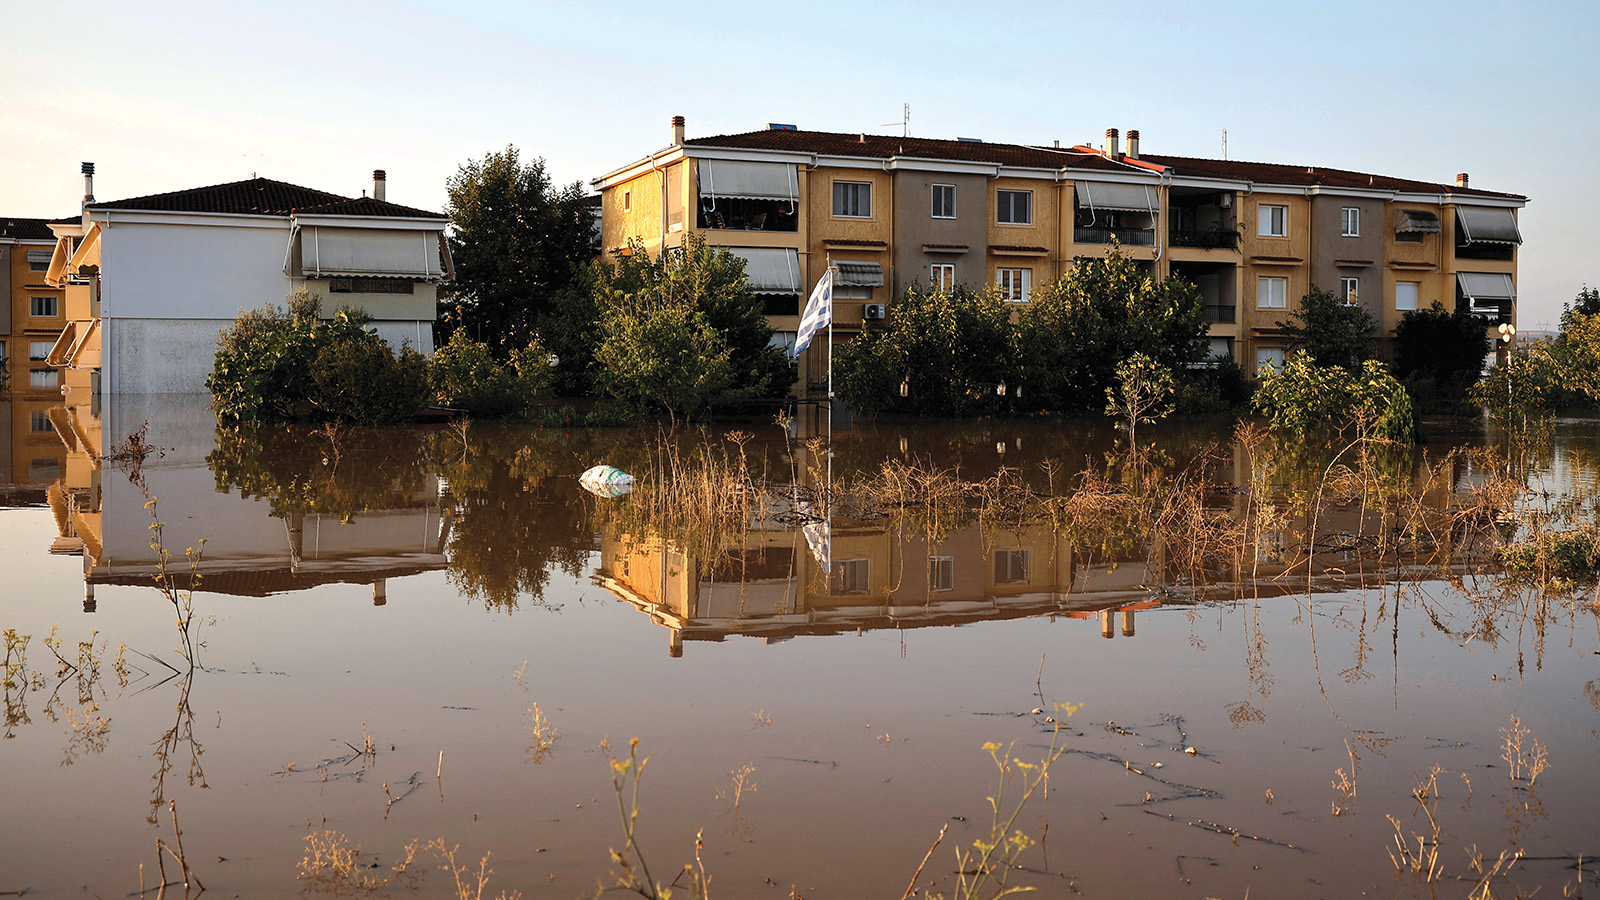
[46,165,452,394]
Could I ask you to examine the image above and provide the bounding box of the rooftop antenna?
[1221,128,1228,160]
[881,102,909,137]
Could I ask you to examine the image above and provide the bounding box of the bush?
[209,290,429,425]
[835,285,1013,417]
[1393,302,1489,412]
[1253,353,1415,443]
[430,328,554,417]
[1175,357,1252,417]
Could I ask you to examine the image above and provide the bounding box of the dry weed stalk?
[526,703,559,764]
[599,738,709,900]
[1500,715,1549,786]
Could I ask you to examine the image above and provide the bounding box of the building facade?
[1,217,68,400]
[45,166,451,394]
[593,119,1526,386]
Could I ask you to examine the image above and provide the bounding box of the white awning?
[45,236,72,287]
[1456,272,1516,302]
[1455,207,1522,245]
[300,226,443,278]
[1075,181,1159,214]
[834,260,884,287]
[697,160,799,202]
[1394,209,1441,234]
[26,248,53,263]
[68,222,102,274]
[727,247,801,294]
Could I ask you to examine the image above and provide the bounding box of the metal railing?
[1073,227,1155,246]
[1204,304,1236,324]
[1169,228,1240,250]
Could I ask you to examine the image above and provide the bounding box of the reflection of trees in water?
[209,423,434,520]
[430,427,594,612]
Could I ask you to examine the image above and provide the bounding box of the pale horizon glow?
[3,0,1595,328]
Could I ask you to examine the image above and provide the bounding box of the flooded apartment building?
[0,217,69,490]
[593,118,1526,388]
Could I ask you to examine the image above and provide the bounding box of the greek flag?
[792,268,833,359]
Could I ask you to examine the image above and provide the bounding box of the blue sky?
[4,0,1594,327]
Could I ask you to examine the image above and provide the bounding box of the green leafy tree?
[1276,286,1377,372]
[1104,352,1175,444]
[589,235,790,419]
[594,296,734,424]
[1016,242,1207,414]
[442,146,596,355]
[1254,353,1415,443]
[1392,302,1489,411]
[835,285,1014,417]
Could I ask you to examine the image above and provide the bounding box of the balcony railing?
[1074,227,1154,246]
[1204,304,1236,324]
[1169,228,1240,250]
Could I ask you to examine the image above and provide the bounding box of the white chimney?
[1126,130,1140,160]
[1106,128,1121,160]
[671,115,685,146]
[81,161,95,209]
[372,169,387,202]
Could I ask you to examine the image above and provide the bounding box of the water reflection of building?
[596,517,1161,657]
[42,396,447,609]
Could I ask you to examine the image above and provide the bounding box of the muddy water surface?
[2,395,1599,898]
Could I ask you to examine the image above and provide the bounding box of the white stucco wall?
[106,318,234,394]
[99,217,292,320]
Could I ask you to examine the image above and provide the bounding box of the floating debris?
[579,465,636,498]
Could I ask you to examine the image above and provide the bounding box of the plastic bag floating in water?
[579,465,635,498]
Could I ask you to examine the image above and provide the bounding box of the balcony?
[1204,304,1236,324]
[697,197,799,233]
[1170,227,1240,251]
[1074,226,1154,246]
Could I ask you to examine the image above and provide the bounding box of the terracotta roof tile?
[680,129,1525,199]
[0,217,59,241]
[89,177,447,219]
[990,244,1049,253]
[1141,153,1525,200]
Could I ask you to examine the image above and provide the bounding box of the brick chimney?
[1126,129,1140,160]
[1455,172,1469,188]
[671,115,685,146]
[1106,128,1121,159]
[81,162,95,209]
[372,169,387,202]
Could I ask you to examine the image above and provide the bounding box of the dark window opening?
[697,196,799,232]
[329,277,416,294]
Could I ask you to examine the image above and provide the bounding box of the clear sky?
[3,0,1595,328]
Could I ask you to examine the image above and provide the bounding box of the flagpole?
[825,256,833,513]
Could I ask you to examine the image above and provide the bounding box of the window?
[930,264,955,292]
[832,181,871,218]
[27,250,50,272]
[1396,282,1419,311]
[830,558,870,594]
[30,369,58,390]
[1395,229,1423,244]
[1257,276,1287,309]
[30,296,58,317]
[1341,207,1360,237]
[1339,277,1360,305]
[931,183,955,219]
[29,340,53,361]
[30,410,54,433]
[623,190,631,211]
[929,556,954,592]
[1258,204,1287,237]
[1255,347,1285,374]
[993,550,1029,584]
[996,190,1032,225]
[996,268,1031,302]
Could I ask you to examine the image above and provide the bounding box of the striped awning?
[1456,272,1516,302]
[834,260,884,287]
[727,247,802,294]
[697,160,799,202]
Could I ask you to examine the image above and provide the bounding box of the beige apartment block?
[593,119,1526,392]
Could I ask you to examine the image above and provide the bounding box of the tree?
[1276,286,1377,372]
[430,328,555,417]
[442,146,596,355]
[835,285,1015,417]
[599,234,790,399]
[1104,352,1175,445]
[1392,302,1490,411]
[1015,242,1207,414]
[590,236,787,420]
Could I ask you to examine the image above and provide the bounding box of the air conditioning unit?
[864,304,887,321]
[1217,193,1233,208]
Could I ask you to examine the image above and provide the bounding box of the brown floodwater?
[2,395,1599,899]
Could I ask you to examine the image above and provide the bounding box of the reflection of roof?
[88,177,446,219]
[89,562,444,597]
